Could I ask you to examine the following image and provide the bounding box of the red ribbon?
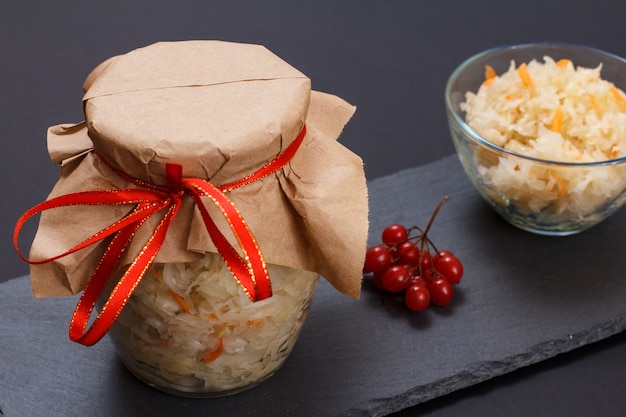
[14,125,307,346]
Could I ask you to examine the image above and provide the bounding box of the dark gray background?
[2,1,626,416]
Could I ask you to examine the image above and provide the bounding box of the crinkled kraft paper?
[29,40,369,299]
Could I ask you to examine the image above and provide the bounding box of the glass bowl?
[445,42,626,235]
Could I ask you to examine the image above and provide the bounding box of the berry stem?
[422,196,448,237]
[426,236,439,254]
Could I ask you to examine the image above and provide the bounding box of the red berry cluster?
[362,197,464,312]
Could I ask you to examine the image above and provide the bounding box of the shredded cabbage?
[461,56,626,217]
[106,252,319,396]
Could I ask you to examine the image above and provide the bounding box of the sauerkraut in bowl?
[445,43,626,235]
[102,252,319,397]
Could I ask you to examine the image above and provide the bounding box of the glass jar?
[103,252,319,397]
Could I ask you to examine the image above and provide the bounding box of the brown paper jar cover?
[28,40,369,300]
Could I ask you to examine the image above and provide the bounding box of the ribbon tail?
[69,219,143,345]
[69,201,180,346]
[186,179,271,301]
[193,197,258,299]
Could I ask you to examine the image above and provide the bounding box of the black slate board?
[2,155,626,417]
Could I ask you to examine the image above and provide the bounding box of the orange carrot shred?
[556,59,571,68]
[518,63,534,92]
[151,265,164,280]
[555,178,567,198]
[169,289,193,314]
[550,172,567,197]
[202,338,224,363]
[481,65,497,87]
[246,318,266,328]
[550,106,563,133]
[610,86,626,109]
[588,95,603,115]
[505,93,522,100]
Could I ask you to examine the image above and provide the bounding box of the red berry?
[372,271,385,291]
[405,285,430,311]
[429,278,454,307]
[363,245,392,273]
[381,224,408,247]
[394,241,420,266]
[433,250,454,260]
[408,274,427,288]
[433,251,464,284]
[382,265,410,293]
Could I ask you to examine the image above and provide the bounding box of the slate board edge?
[341,315,626,417]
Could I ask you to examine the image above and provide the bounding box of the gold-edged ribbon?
[14,125,307,346]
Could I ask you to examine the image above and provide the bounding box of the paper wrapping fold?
[28,40,369,300]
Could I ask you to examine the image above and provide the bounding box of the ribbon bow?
[14,125,307,346]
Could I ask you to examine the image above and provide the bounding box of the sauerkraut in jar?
[105,252,319,397]
[22,41,368,399]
